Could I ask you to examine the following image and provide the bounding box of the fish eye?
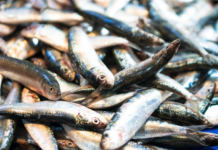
[92,117,100,124]
[99,75,105,81]
[49,87,53,93]
[67,142,73,147]
[63,68,68,73]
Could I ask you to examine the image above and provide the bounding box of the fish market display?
[0,0,218,150]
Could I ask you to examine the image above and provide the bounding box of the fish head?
[199,113,214,128]
[57,140,77,150]
[60,65,75,81]
[95,69,114,89]
[88,111,108,128]
[42,78,61,100]
[100,130,122,150]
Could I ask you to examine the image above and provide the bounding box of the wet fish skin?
[0,38,8,54]
[113,45,140,69]
[88,92,136,109]
[43,47,75,81]
[106,0,131,17]
[0,55,60,100]
[68,26,114,89]
[101,88,163,149]
[153,101,213,127]
[21,24,68,52]
[0,101,108,128]
[78,10,165,46]
[164,57,218,73]
[95,111,115,122]
[0,82,21,150]
[102,39,180,94]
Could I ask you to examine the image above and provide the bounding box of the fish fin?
[185,125,207,131]
[186,131,207,146]
[187,99,200,114]
[127,42,142,51]
[81,83,105,106]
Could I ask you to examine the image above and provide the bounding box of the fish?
[68,26,114,89]
[30,58,47,69]
[133,116,206,144]
[0,101,108,128]
[0,38,8,54]
[0,55,61,100]
[43,47,75,81]
[149,132,218,148]
[78,10,165,46]
[100,88,163,149]
[153,101,213,127]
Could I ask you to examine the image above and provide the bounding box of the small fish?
[68,26,114,89]
[101,88,163,149]
[0,38,8,54]
[106,0,130,17]
[78,10,165,46]
[149,132,218,148]
[30,58,47,69]
[153,101,213,127]
[0,101,108,128]
[0,55,61,100]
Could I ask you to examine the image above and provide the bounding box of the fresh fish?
[0,38,8,54]
[0,55,60,100]
[149,132,218,148]
[100,39,180,94]
[88,92,136,109]
[78,10,165,46]
[0,82,21,150]
[0,23,16,36]
[43,47,75,81]
[101,88,163,149]
[40,9,84,25]
[124,4,148,18]
[68,26,114,89]
[164,57,218,73]
[0,7,41,24]
[205,104,218,126]
[0,101,108,128]
[153,101,213,127]
[133,116,206,143]
[21,24,68,52]
[95,111,115,122]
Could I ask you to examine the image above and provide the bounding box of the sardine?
[0,55,60,100]
[153,101,213,127]
[68,26,114,89]
[78,10,165,46]
[101,88,163,149]
[0,101,108,128]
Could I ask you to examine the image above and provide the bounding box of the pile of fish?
[1,0,218,149]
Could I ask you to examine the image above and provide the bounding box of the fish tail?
[185,130,207,146]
